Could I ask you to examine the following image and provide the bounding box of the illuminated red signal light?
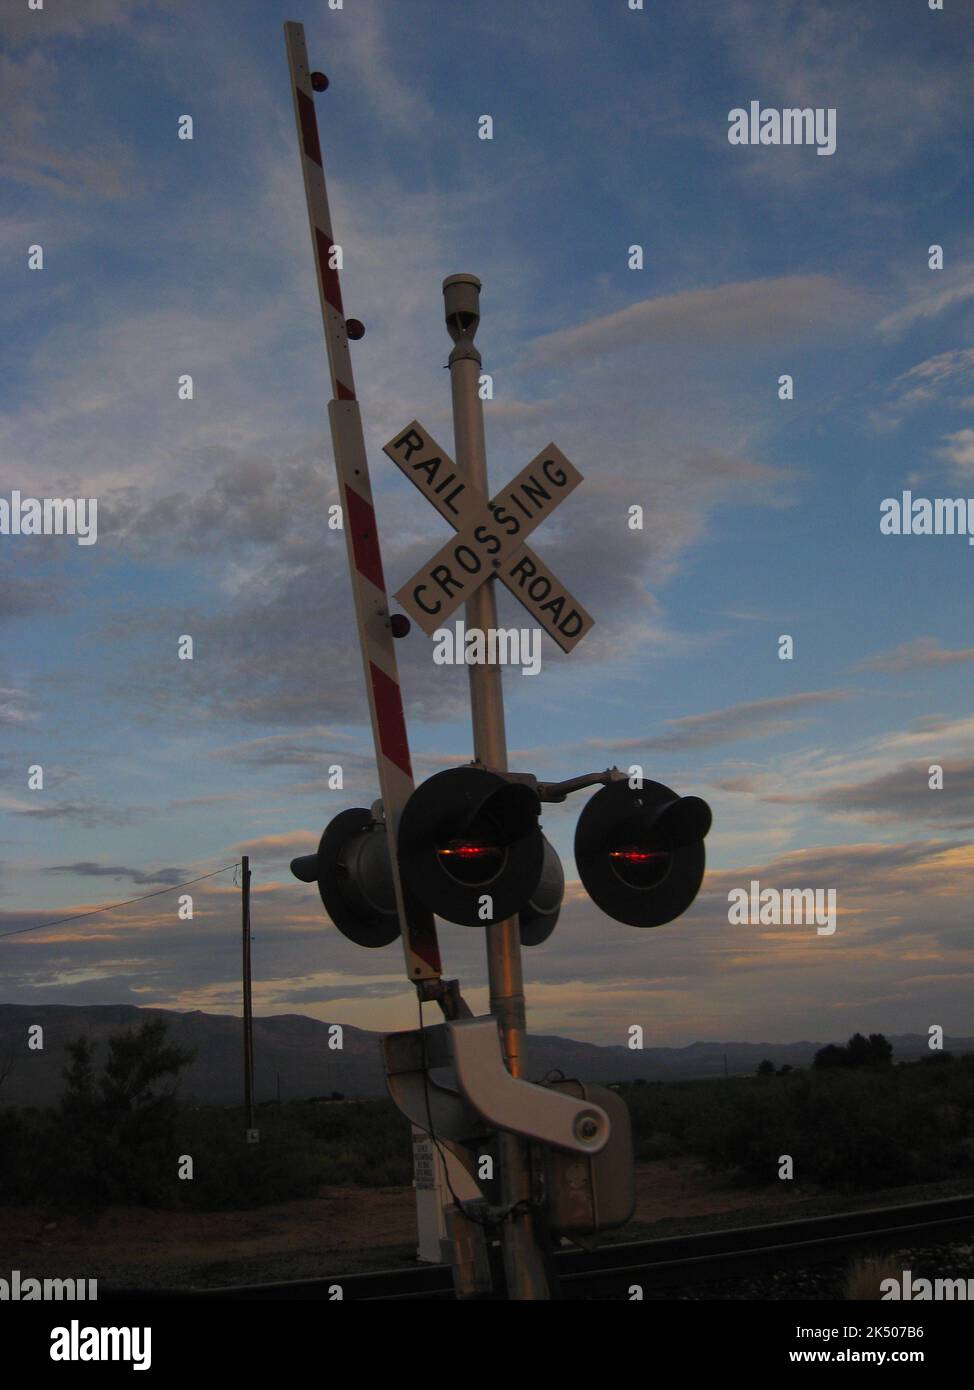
[609,843,670,889]
[609,847,668,865]
[439,840,496,860]
[436,835,504,886]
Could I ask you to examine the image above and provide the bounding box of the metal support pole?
[241,854,255,1131]
[443,273,549,1301]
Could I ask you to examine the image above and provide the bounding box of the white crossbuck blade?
[384,420,595,652]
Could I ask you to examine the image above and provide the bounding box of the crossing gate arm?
[283,21,441,983]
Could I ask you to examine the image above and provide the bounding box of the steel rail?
[97,1192,974,1300]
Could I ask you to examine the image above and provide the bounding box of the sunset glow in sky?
[3,0,974,1047]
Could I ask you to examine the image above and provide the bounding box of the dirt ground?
[0,1160,801,1283]
[2,1161,965,1289]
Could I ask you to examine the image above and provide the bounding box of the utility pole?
[242,854,256,1134]
[442,273,549,1301]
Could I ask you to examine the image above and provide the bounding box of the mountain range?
[1,1004,969,1109]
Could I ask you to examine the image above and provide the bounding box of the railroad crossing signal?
[384,422,594,652]
[283,22,671,1301]
[398,766,551,929]
[574,778,712,928]
[292,772,564,947]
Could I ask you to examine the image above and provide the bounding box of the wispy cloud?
[871,347,974,431]
[855,637,974,674]
[0,49,140,201]
[0,688,36,726]
[877,262,974,339]
[0,0,160,42]
[936,429,974,478]
[738,759,974,829]
[587,690,853,753]
[46,862,188,886]
[526,276,867,367]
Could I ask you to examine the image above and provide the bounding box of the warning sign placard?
[384,421,592,649]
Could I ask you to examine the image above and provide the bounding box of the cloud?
[0,688,36,726]
[880,714,974,757]
[329,0,435,132]
[0,564,61,622]
[871,348,974,430]
[877,263,974,339]
[750,759,974,829]
[45,862,188,886]
[209,732,357,767]
[855,637,974,674]
[167,792,250,810]
[2,797,142,827]
[0,49,140,201]
[104,446,343,556]
[230,830,320,869]
[700,836,969,904]
[0,0,160,42]
[586,690,852,753]
[936,429,974,478]
[526,276,866,367]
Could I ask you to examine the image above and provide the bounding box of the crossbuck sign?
[383,421,594,652]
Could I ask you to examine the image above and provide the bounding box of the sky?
[2,0,974,1053]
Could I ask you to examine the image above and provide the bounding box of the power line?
[0,864,241,941]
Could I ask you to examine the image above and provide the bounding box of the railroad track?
[101,1192,974,1300]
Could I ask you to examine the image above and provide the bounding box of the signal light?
[290,808,399,948]
[398,766,545,927]
[609,845,670,888]
[437,838,503,883]
[574,778,711,927]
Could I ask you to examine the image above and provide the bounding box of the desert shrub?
[618,1053,974,1192]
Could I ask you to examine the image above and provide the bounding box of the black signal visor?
[399,767,544,926]
[574,778,711,928]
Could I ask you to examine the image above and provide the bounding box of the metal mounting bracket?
[447,1017,610,1155]
[382,1024,490,1143]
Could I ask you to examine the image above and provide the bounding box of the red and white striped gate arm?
[283,20,441,983]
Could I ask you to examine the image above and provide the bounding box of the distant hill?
[0,1004,970,1109]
